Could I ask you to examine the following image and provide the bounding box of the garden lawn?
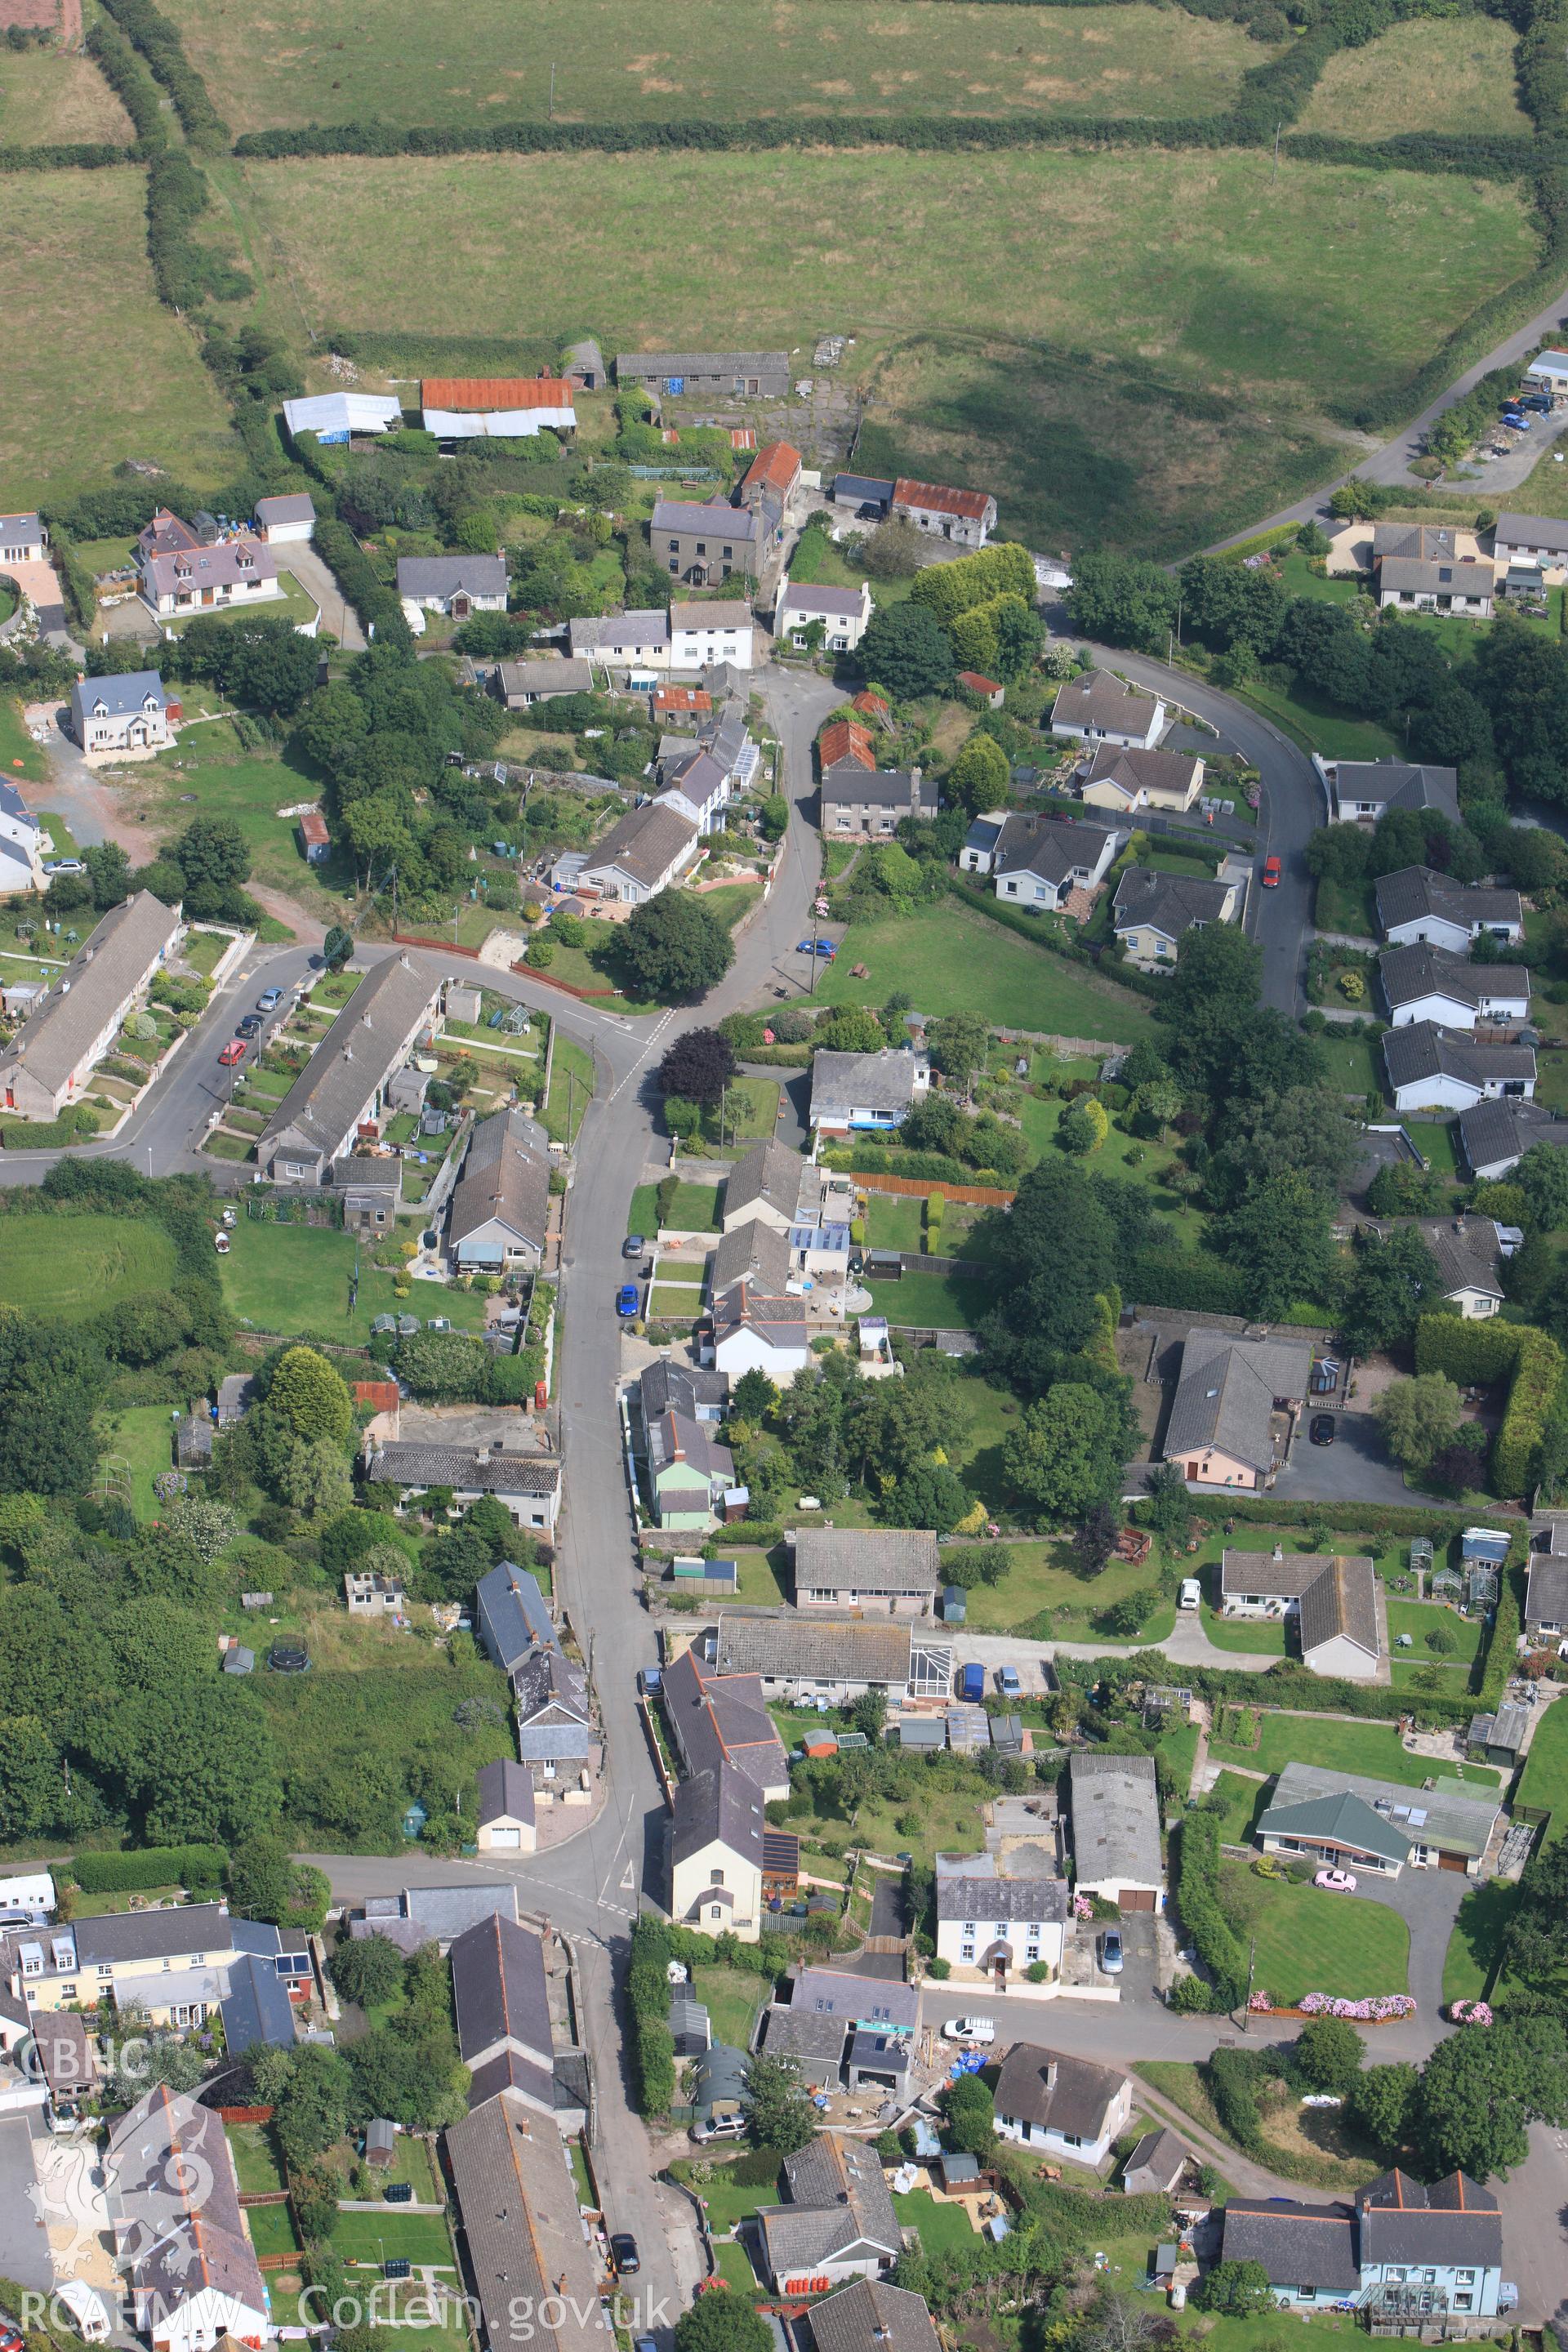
[813,898,1154,1041]
[893,2189,978,2257]
[1232,673,1401,763]
[866,1267,996,1330]
[331,2210,457,2265]
[723,1548,791,1606]
[1207,1710,1502,1789]
[1200,1600,1286,1655]
[220,1219,489,1343]
[226,2125,289,2198]
[706,1076,778,1144]
[0,696,48,787]
[703,883,764,930]
[1249,1880,1410,2005]
[0,1213,178,1320]
[685,2160,781,2234]
[246,2204,303,2259]
[1317,1031,1383,1098]
[1209,1769,1272,1847]
[138,725,350,914]
[1405,1119,1459,1180]
[1385,1597,1481,1666]
[1441,1877,1519,2005]
[1512,1688,1568,1836]
[1314,875,1379,938]
[711,2241,762,2296]
[627,1183,659,1236]
[866,1193,925,1254]
[665,1182,724,1229]
[689,1963,768,2051]
[98,1405,183,1520]
[955,1539,1171,1637]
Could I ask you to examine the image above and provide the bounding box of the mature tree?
[621,889,735,999]
[268,1348,354,1445]
[1471,615,1568,802]
[1004,1383,1133,1523]
[674,2288,772,2352]
[174,814,251,893]
[1208,1085,1360,1210]
[281,1437,354,1518]
[1409,683,1494,771]
[84,840,131,911]
[0,1714,66,1842]
[742,2051,817,2154]
[1374,1373,1463,1473]
[1503,1834,1568,1989]
[270,2043,355,2172]
[1141,1460,1191,1548]
[1277,597,1372,707]
[902,1094,967,1156]
[1340,1227,1443,1355]
[730,1367,777,1426]
[1352,2060,1421,2149]
[229,1833,329,1931]
[1177,555,1285,655]
[1065,553,1178,654]
[1073,1502,1120,1576]
[1156,922,1265,1085]
[322,925,354,972]
[982,1160,1118,1390]
[1294,2016,1365,2097]
[1191,2261,1275,2318]
[1417,2014,1568,2179]
[292,681,370,772]
[860,518,924,580]
[945,732,1009,817]
[815,1005,886,1054]
[1058,1097,1109,1156]
[858,603,955,701]
[657,1027,737,1102]
[1517,1140,1568,1232]
[1216,1172,1336,1321]
[942,2071,996,2158]
[0,1320,97,1496]
[346,2017,470,2131]
[880,1461,976,1535]
[925,1012,990,1101]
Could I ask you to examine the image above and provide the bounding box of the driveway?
[0,2112,57,2291]
[1333,1865,1467,2029]
[1272,1414,1446,1507]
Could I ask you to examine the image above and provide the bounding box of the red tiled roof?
[958,670,1002,693]
[818,719,875,772]
[894,477,993,522]
[744,440,802,495]
[421,377,574,411]
[298,810,330,846]
[853,690,890,715]
[654,686,713,713]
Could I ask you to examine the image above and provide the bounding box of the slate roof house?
[1374,867,1523,952]
[1050,670,1165,749]
[1161,1328,1312,1491]
[448,1911,586,2123]
[616,350,791,398]
[807,2279,941,2352]
[1416,1214,1508,1317]
[70,670,176,760]
[637,1356,728,1423]
[960,810,1120,914]
[1079,742,1203,814]
[993,2042,1134,2168]
[256,953,444,1185]
[1219,1547,1380,1679]
[809,1045,930,1134]
[395,554,507,617]
[934,1851,1070,1984]
[577,799,699,903]
[702,1615,953,1704]
[140,528,278,619]
[352,1882,518,1955]
[1316,756,1460,826]
[777,577,873,652]
[1067,1753,1165,1910]
[0,779,45,894]
[723,1137,808,1232]
[109,2086,270,2352]
[1383,1022,1536,1115]
[821,764,925,839]
[669,1764,766,1940]
[0,890,184,1123]
[1257,1758,1500,1876]
[1377,554,1494,617]
[1457,1098,1568,1181]
[832,473,896,518]
[568,608,670,669]
[652,497,759,586]
[444,2090,605,2352]
[446,1107,550,1273]
[1113,865,1241,964]
[660,1643,790,1797]
[1379,944,1530,1031]
[495,657,595,707]
[756,2132,902,2292]
[795,1526,942,1616]
[645,1407,736,1530]
[474,1757,536,1855]
[367,1443,562,1534]
[1526,1522,1568,1639]
[1222,2170,1504,2319]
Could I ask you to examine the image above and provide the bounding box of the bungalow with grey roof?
[1113,863,1242,964]
[447,1107,550,1273]
[366,1441,561,1533]
[1220,1545,1380,1678]
[1375,866,1523,952]
[1051,670,1165,749]
[1079,742,1203,814]
[1384,1022,1536,1115]
[495,657,594,706]
[395,554,507,617]
[795,1526,941,1616]
[577,798,699,903]
[1316,756,1460,826]
[964,810,1120,913]
[757,2132,902,2291]
[806,2279,940,2352]
[808,1045,929,1135]
[0,513,44,564]
[1379,944,1530,1030]
[1257,1758,1499,1875]
[1160,1328,1312,1491]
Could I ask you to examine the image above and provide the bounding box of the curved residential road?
[1084,642,1321,1015]
[1204,277,1568,551]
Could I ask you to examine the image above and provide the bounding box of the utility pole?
[1241,1933,1257,2031]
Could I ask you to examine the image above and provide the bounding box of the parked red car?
[217,1039,247,1067]
[1262,854,1282,887]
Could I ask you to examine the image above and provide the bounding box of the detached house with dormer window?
[70,671,177,761]
[1223,2170,1504,2322]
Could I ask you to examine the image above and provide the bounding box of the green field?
[140,724,350,915]
[0,1214,178,1320]
[0,172,238,510]
[812,898,1153,1040]
[0,47,136,147]
[1248,1879,1410,2006]
[219,1218,490,1343]
[170,0,1270,129]
[1208,1710,1502,1790]
[1296,14,1527,138]
[99,1403,183,1520]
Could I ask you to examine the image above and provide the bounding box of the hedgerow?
[99,0,228,150]
[313,519,414,655]
[1173,1811,1246,2009]
[1414,1313,1566,1495]
[70,1844,228,1894]
[86,16,165,149]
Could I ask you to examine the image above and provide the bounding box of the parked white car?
[1178,1578,1201,1611]
[941,2017,996,2045]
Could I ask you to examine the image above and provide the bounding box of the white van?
[1178,1578,1202,1611]
[941,2017,996,2046]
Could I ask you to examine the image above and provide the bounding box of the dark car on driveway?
[1310,1414,1336,1446]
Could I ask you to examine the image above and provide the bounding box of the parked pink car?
[1314,1867,1357,1893]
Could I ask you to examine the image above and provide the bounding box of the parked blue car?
[795,938,836,957]
[616,1282,639,1316]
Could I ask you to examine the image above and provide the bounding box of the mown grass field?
[219,1218,491,1343]
[0,172,238,510]
[136,722,350,915]
[166,0,1269,130]
[0,1214,178,1319]
[1208,1709,1502,1790]
[1,47,136,145]
[1295,15,1527,139]
[811,898,1155,1039]
[1248,1881,1410,2005]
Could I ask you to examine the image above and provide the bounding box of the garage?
[487,1828,522,1850]
[1119,1888,1156,1912]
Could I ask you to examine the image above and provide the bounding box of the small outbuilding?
[1120,2127,1191,2198]
[365,2119,397,2169]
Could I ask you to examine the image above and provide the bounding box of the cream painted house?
[1079,742,1203,815]
[1160,1329,1312,1491]
[668,1766,765,1941]
[933,1855,1068,1986]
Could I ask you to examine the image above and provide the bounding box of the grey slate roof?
[0,891,178,1097]
[710,1614,913,1684]
[70,670,168,728]
[1080,743,1200,801]
[450,1913,553,2070]
[1526,1554,1568,1624]
[783,581,867,617]
[662,1644,789,1790]
[444,2090,603,2352]
[497,657,594,698]
[476,1757,535,1829]
[670,1764,766,1869]
[1331,760,1459,823]
[1357,2169,1500,2270]
[255,492,315,528]
[369,1441,559,1497]
[1121,2127,1190,2192]
[1379,555,1495,600]
[1228,1551,1379,1663]
[795,1527,940,1595]
[762,2003,850,2068]
[569,607,670,656]
[639,1357,728,1420]
[994,2042,1130,2140]
[1258,1788,1414,1868]
[220,1950,298,2051]
[1383,1020,1537,1098]
[1495,510,1568,555]
[1112,865,1234,941]
[1164,1328,1312,1477]
[261,953,439,1165]
[724,1138,805,1224]
[620,349,788,376]
[821,765,922,812]
[648,1406,734,1487]
[993,810,1119,888]
[808,2280,940,2352]
[760,2132,901,2276]
[1374,866,1522,939]
[710,1213,793,1298]
[1051,669,1160,737]
[1067,1752,1163,1888]
[653,498,759,544]
[580,796,697,889]
[475,1560,558,1672]
[74,1901,232,1967]
[361,1882,519,1947]
[448,1107,550,1254]
[1222,2199,1359,2293]
[810,1046,923,1120]
[1458,1098,1568,1174]
[112,2084,266,2319]
[1379,942,1530,1014]
[1419,1214,1504,1303]
[935,1873,1069,1923]
[1266,1759,1499,1862]
[789,1968,920,2031]
[396,554,507,599]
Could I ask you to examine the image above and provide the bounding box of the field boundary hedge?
[1414,1312,1566,1495]
[69,1842,227,1892]
[100,0,228,150]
